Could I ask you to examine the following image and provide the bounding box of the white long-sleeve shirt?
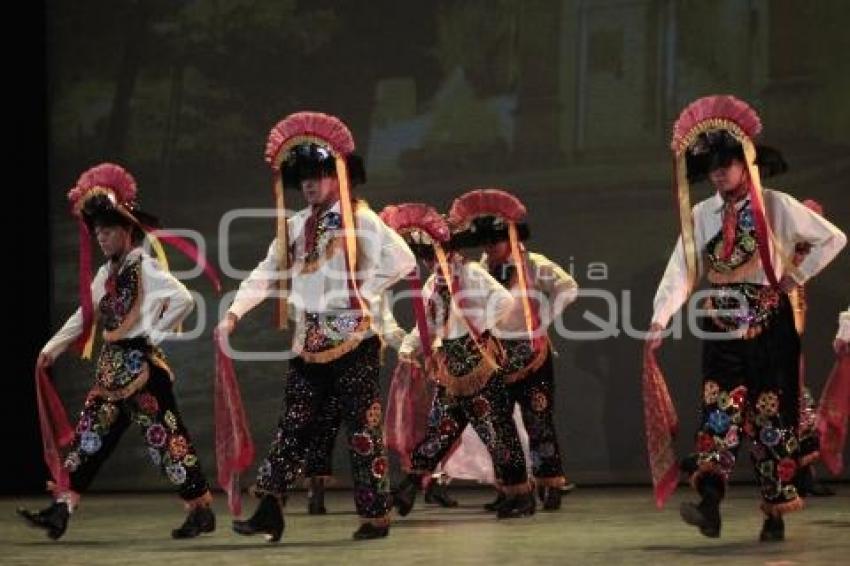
[228,200,416,342]
[838,307,850,342]
[652,189,846,327]
[42,248,195,359]
[399,260,515,357]
[481,251,578,338]
[377,291,406,350]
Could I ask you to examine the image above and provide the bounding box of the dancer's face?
[95,224,132,258]
[709,158,748,195]
[300,176,340,208]
[484,241,511,264]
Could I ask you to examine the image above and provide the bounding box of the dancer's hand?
[423,355,435,375]
[102,329,121,343]
[399,349,421,368]
[834,338,850,357]
[778,275,798,294]
[35,351,54,372]
[645,322,665,353]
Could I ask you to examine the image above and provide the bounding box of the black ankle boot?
[541,487,562,511]
[795,465,836,497]
[680,476,723,538]
[807,481,836,497]
[537,478,575,503]
[392,474,422,517]
[484,491,506,512]
[17,501,71,540]
[307,477,327,515]
[232,494,285,542]
[352,521,390,540]
[424,481,458,508]
[172,505,216,539]
[759,515,785,542]
[497,491,536,519]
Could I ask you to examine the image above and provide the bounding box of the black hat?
[450,215,530,249]
[281,142,366,190]
[685,129,787,183]
[80,193,160,245]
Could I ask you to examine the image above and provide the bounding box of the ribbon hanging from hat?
[507,222,543,350]
[787,200,826,446]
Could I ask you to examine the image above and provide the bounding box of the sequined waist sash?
[433,334,501,397]
[702,283,783,339]
[295,311,372,364]
[93,337,172,401]
[500,338,549,384]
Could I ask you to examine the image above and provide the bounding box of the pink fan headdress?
[449,189,539,348]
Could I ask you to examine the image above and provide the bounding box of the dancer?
[447,188,578,511]
[20,163,220,540]
[646,95,846,541]
[382,203,535,519]
[220,111,415,541]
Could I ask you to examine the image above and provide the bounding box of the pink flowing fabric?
[385,362,432,469]
[816,354,850,475]
[35,367,74,492]
[642,349,680,508]
[214,331,255,516]
[143,228,223,293]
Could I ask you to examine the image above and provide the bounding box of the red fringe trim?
[761,497,804,517]
[502,481,533,496]
[144,228,222,293]
[535,476,567,488]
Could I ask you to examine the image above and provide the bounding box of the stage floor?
[2,486,848,565]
